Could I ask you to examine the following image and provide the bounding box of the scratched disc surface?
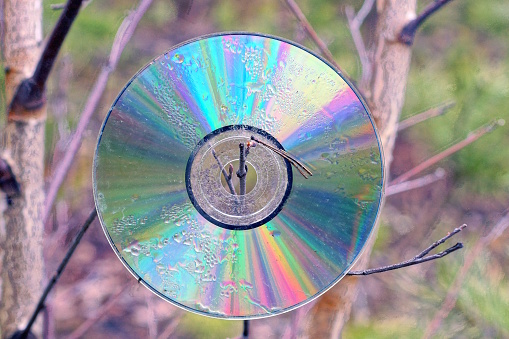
[93,33,384,319]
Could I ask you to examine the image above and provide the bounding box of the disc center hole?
[220,160,257,195]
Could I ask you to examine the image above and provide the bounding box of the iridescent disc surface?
[93,33,384,319]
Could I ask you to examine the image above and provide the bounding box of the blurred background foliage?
[2,0,509,337]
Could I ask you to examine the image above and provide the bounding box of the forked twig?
[413,224,466,260]
[424,212,509,338]
[347,224,466,276]
[251,136,312,179]
[212,149,236,195]
[345,0,375,85]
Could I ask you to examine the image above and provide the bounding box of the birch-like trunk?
[302,0,416,336]
[0,0,46,337]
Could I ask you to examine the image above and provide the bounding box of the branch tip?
[347,224,465,276]
[283,0,346,75]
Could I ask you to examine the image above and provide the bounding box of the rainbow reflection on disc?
[93,33,384,319]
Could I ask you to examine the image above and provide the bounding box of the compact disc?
[93,33,384,319]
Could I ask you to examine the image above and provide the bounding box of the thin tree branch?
[65,282,131,339]
[9,0,83,114]
[345,0,374,84]
[348,224,466,276]
[414,224,466,260]
[212,149,236,195]
[243,319,249,338]
[347,243,462,276]
[424,211,509,338]
[282,0,346,75]
[237,143,247,195]
[43,0,153,224]
[14,209,97,339]
[386,168,445,196]
[390,120,503,185]
[398,101,455,131]
[33,0,83,89]
[399,0,455,46]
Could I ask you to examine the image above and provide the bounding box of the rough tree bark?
[301,0,416,337]
[0,0,46,337]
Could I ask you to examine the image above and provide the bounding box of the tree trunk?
[302,0,416,337]
[0,0,46,337]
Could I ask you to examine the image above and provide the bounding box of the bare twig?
[424,212,509,338]
[347,243,462,276]
[43,0,154,224]
[237,144,247,195]
[414,224,466,260]
[390,120,503,185]
[65,282,131,339]
[283,0,346,75]
[32,0,83,89]
[243,320,249,338]
[399,0,455,46]
[212,149,236,195]
[8,0,83,116]
[345,0,374,85]
[251,136,312,178]
[398,101,455,131]
[386,168,445,196]
[17,209,97,339]
[347,224,465,276]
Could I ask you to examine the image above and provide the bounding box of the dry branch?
[212,149,236,195]
[43,0,154,224]
[13,209,97,339]
[237,144,248,195]
[300,1,418,336]
[345,0,374,86]
[391,120,502,185]
[283,0,346,75]
[242,320,249,338]
[398,101,455,131]
[8,0,84,117]
[386,168,445,196]
[424,212,509,338]
[348,224,465,275]
[399,0,456,46]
